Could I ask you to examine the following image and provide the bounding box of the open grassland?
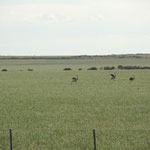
[0,55,150,150]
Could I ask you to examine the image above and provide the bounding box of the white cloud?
[0,0,150,55]
[0,3,105,24]
[1,0,150,27]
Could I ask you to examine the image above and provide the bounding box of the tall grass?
[0,58,150,150]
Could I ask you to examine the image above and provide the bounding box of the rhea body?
[71,75,79,84]
[110,73,116,80]
[129,75,135,81]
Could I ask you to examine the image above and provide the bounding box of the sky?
[0,0,150,55]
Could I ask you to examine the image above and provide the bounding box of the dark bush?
[28,69,33,71]
[104,66,115,70]
[78,68,83,70]
[87,67,97,70]
[118,65,123,69]
[123,66,137,69]
[64,68,72,71]
[142,66,150,69]
[1,69,7,72]
[117,65,150,70]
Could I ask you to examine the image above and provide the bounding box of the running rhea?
[110,72,116,80]
[129,75,135,82]
[71,75,79,84]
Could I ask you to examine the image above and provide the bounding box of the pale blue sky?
[0,0,150,55]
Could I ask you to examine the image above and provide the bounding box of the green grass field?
[0,55,150,150]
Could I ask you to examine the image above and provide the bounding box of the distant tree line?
[64,65,150,71]
[0,54,150,60]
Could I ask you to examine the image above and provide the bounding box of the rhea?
[71,75,79,84]
[129,75,135,82]
[110,73,116,80]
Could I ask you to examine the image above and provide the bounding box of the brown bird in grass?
[110,72,116,80]
[71,75,79,84]
[129,75,135,82]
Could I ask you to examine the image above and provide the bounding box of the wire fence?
[1,128,150,150]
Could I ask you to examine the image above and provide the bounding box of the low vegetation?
[28,69,34,71]
[1,69,8,72]
[104,66,115,70]
[64,68,72,71]
[118,65,150,69]
[87,67,97,70]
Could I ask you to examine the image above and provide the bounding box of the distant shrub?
[28,69,33,71]
[64,68,72,71]
[78,68,83,70]
[1,69,7,72]
[118,55,126,58]
[123,66,137,69]
[135,56,142,58]
[104,66,115,70]
[118,65,150,70]
[118,65,123,69]
[87,67,97,70]
[142,66,150,69]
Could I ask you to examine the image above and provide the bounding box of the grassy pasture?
[0,56,150,150]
